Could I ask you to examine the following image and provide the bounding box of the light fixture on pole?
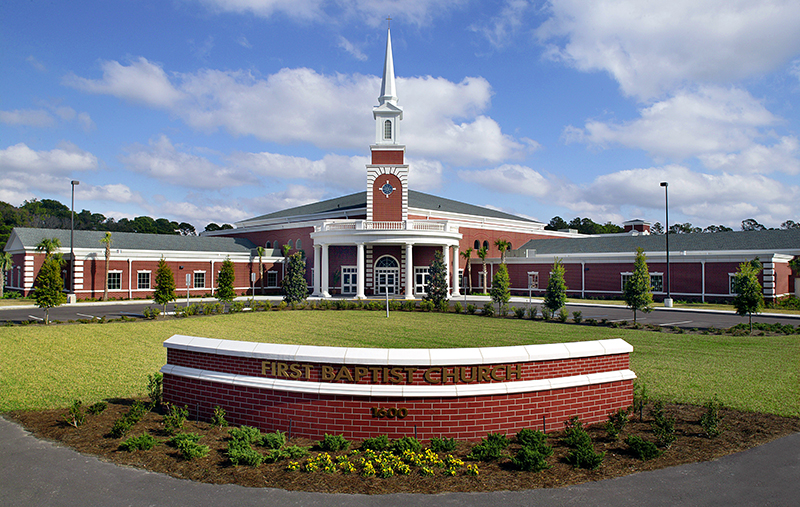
[660,181,672,308]
[70,180,80,301]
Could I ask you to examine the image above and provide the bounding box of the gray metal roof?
[514,228,800,256]
[240,190,538,224]
[8,228,258,253]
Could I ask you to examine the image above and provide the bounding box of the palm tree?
[494,239,511,264]
[256,246,265,295]
[36,237,62,259]
[460,247,473,294]
[0,252,13,298]
[100,232,112,301]
[476,246,488,294]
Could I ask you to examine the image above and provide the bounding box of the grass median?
[1,311,798,416]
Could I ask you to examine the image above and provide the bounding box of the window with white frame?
[384,119,392,140]
[341,266,357,294]
[137,271,151,290]
[415,266,430,294]
[108,271,122,291]
[621,272,664,292]
[458,268,464,288]
[478,271,488,291]
[267,271,278,288]
[729,273,737,294]
[296,238,302,250]
[193,271,205,288]
[527,272,539,289]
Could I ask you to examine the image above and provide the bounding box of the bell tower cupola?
[367,25,409,222]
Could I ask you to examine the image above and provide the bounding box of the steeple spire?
[378,27,398,106]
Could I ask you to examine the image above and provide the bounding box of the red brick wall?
[372,174,403,222]
[162,346,633,440]
[371,150,404,165]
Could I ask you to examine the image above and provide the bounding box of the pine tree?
[424,249,449,307]
[544,258,568,314]
[732,260,764,333]
[490,263,511,316]
[216,257,236,304]
[153,258,176,313]
[624,248,654,323]
[34,256,66,324]
[282,252,307,303]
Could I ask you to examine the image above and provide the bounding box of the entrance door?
[374,256,399,295]
[341,266,357,294]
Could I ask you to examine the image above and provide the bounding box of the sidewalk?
[1,416,797,507]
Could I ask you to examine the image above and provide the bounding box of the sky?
[1,0,799,232]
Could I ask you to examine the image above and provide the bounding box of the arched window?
[265,241,271,248]
[384,120,392,140]
[507,242,512,250]
[376,256,399,268]
[483,240,489,250]
[473,240,480,250]
[287,239,293,249]
[295,238,302,250]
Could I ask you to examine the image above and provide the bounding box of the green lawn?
[1,311,797,416]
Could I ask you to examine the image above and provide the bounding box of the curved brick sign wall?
[161,335,635,440]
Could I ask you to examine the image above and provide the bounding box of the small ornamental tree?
[624,248,654,323]
[477,246,489,294]
[460,247,473,293]
[544,258,568,314]
[153,258,176,313]
[34,256,66,324]
[0,252,13,298]
[256,246,265,295]
[732,260,764,333]
[282,252,307,303]
[100,232,112,301]
[490,263,511,316]
[424,249,449,307]
[216,257,236,305]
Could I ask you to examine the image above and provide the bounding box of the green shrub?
[700,396,724,438]
[168,432,202,448]
[467,433,509,461]
[361,434,390,451]
[527,306,538,319]
[147,372,163,407]
[419,300,434,312]
[227,439,264,466]
[605,407,630,441]
[566,442,605,469]
[229,425,262,444]
[110,418,134,438]
[540,307,552,320]
[402,300,417,311]
[260,430,287,449]
[119,434,158,452]
[561,416,591,449]
[319,433,350,452]
[557,307,569,322]
[650,400,677,448]
[391,436,422,454]
[512,444,553,472]
[284,445,310,459]
[466,304,477,315]
[142,306,161,319]
[453,302,463,314]
[63,399,85,428]
[482,302,495,317]
[625,435,663,461]
[210,406,228,427]
[513,306,526,319]
[633,381,649,421]
[572,311,583,323]
[516,428,547,448]
[428,436,457,452]
[230,301,245,313]
[163,404,188,435]
[110,401,151,438]
[178,440,209,460]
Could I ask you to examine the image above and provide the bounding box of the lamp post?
[70,180,79,301]
[660,181,672,308]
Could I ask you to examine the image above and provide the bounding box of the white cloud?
[0,142,97,173]
[0,109,55,127]
[406,157,443,191]
[243,184,328,216]
[458,164,554,198]
[78,183,146,205]
[68,59,527,166]
[122,135,252,189]
[537,0,800,99]
[196,0,325,21]
[26,55,46,72]
[470,0,531,48]
[64,57,185,108]
[338,36,368,61]
[156,199,253,228]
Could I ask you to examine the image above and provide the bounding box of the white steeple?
[378,27,398,106]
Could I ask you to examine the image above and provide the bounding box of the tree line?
[0,198,234,251]
[545,216,799,235]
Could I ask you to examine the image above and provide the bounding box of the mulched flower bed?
[7,399,799,494]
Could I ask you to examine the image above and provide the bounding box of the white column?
[405,243,414,299]
[451,245,460,297]
[356,243,366,299]
[312,244,321,296]
[443,245,451,297]
[321,244,331,298]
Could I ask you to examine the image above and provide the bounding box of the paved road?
[1,416,798,507]
[1,296,798,330]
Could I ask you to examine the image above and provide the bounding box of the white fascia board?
[73,248,271,263]
[234,208,368,230]
[310,229,462,246]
